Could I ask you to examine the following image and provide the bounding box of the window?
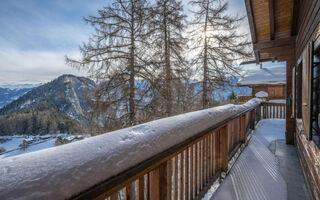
[310,41,320,146]
[295,62,302,118]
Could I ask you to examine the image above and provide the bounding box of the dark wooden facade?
[244,0,320,199]
[252,84,286,99]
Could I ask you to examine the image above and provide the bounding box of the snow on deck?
[212,119,287,200]
[0,99,261,200]
[238,66,286,86]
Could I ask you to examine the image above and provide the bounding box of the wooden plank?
[174,157,178,200]
[206,135,210,182]
[269,0,275,40]
[245,0,257,43]
[179,153,184,200]
[167,160,172,200]
[138,176,144,200]
[219,126,228,172]
[184,149,189,200]
[124,184,132,200]
[149,162,168,200]
[110,192,118,200]
[190,145,194,199]
[240,115,246,143]
[291,0,299,35]
[146,174,149,200]
[253,36,296,51]
[195,142,198,196]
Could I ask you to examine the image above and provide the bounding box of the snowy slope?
[238,66,286,86]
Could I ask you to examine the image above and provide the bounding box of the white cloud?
[0,44,87,85]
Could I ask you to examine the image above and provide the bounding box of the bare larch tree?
[66,0,151,127]
[149,0,187,116]
[189,0,251,109]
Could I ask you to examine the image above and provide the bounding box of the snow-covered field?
[0,134,90,159]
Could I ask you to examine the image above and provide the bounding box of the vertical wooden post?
[110,192,118,200]
[240,115,246,143]
[190,145,194,199]
[219,125,228,172]
[149,162,167,200]
[195,142,198,196]
[184,149,189,200]
[167,160,172,200]
[124,184,132,200]
[138,176,144,200]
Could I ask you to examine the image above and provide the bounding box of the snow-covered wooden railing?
[260,102,286,119]
[0,99,261,200]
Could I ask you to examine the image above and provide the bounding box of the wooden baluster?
[209,132,213,178]
[190,145,194,199]
[195,142,198,196]
[207,135,210,182]
[167,159,172,200]
[179,153,184,200]
[184,148,189,200]
[138,176,144,200]
[204,138,207,186]
[201,138,204,188]
[110,192,118,200]
[240,115,246,143]
[219,126,228,172]
[124,183,133,200]
[149,162,167,200]
[146,174,150,200]
[173,156,178,200]
[212,132,215,176]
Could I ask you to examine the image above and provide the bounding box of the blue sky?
[0,0,278,85]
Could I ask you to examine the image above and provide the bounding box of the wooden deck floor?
[211,119,311,200]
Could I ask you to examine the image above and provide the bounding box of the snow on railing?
[0,99,261,200]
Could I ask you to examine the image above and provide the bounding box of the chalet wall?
[296,0,320,59]
[296,120,320,200]
[294,1,320,199]
[251,85,286,99]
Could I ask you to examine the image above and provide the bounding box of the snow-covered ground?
[211,119,287,200]
[0,134,90,159]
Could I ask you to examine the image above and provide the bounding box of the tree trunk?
[129,1,136,125]
[164,1,172,116]
[202,4,209,109]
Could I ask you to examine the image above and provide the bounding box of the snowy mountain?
[0,84,41,108]
[0,75,96,136]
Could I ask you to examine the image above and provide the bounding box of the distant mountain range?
[0,75,96,136]
[0,74,251,136]
[0,85,40,108]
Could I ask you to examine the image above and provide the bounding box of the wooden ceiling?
[245,0,297,62]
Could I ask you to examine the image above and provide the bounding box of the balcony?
[0,99,311,200]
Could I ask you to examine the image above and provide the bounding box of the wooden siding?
[296,120,320,200]
[251,85,286,99]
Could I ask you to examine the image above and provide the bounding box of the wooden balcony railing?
[260,102,286,119]
[0,99,272,200]
[74,103,260,200]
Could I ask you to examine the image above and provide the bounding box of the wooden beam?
[254,50,260,64]
[269,0,275,40]
[291,0,299,36]
[245,0,257,43]
[253,36,296,51]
